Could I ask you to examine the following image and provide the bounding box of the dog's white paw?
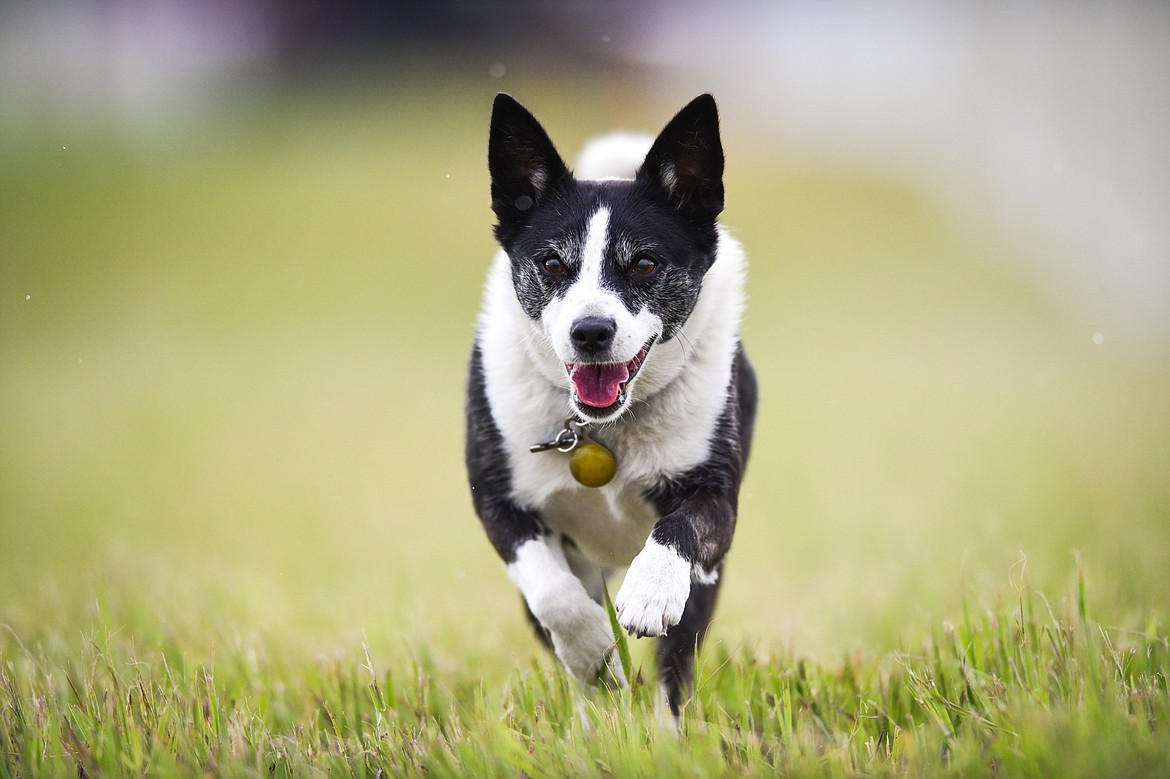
[506,538,624,685]
[615,539,692,638]
[549,601,623,684]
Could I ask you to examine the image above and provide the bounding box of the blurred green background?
[2,2,1168,660]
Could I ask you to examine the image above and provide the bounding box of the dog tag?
[531,419,617,487]
[569,442,617,488]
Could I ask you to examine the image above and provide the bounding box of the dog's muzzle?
[565,334,655,418]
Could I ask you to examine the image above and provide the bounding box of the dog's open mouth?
[566,338,655,416]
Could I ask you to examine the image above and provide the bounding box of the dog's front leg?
[615,474,740,638]
[466,351,621,685]
[507,536,624,685]
[467,468,620,683]
[614,534,693,637]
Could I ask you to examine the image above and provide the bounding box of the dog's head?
[488,93,725,423]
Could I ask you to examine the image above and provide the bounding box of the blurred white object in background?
[627,1,1170,353]
[0,0,274,134]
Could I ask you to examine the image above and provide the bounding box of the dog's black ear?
[638,94,725,224]
[488,94,570,232]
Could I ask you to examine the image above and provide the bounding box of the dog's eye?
[632,254,658,276]
[541,254,565,275]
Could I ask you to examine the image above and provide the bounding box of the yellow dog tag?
[569,442,617,488]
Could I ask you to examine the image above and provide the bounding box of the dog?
[465,92,756,714]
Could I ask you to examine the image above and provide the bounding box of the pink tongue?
[570,362,630,408]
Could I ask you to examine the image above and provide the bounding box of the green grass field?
[2,78,1168,776]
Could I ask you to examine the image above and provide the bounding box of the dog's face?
[488,94,725,423]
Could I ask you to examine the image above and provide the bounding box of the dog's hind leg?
[656,573,722,716]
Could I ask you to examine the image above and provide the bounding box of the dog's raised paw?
[614,539,692,638]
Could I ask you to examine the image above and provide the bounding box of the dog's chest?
[495,417,667,566]
[537,481,659,567]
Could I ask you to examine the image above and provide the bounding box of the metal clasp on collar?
[530,418,588,453]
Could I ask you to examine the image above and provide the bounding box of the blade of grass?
[601,576,632,686]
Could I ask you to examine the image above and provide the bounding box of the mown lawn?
[2,76,1168,776]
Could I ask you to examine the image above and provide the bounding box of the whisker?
[676,332,695,365]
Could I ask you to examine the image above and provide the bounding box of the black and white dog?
[465,93,756,713]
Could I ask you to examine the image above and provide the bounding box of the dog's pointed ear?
[488,93,570,231]
[638,94,724,224]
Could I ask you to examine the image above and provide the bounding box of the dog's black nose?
[570,316,616,355]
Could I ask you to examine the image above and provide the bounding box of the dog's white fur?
[613,537,693,637]
[506,537,624,682]
[480,135,748,679]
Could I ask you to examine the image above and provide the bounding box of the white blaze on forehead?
[544,202,659,372]
[578,206,611,293]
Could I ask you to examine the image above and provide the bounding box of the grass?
[2,574,1167,776]
[2,73,1169,775]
